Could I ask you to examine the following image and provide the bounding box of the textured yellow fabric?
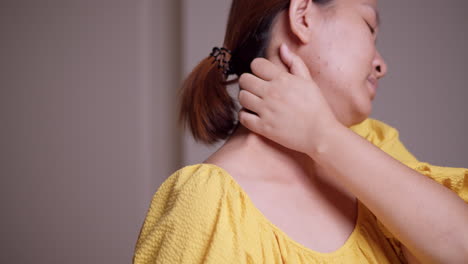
[133,118,468,263]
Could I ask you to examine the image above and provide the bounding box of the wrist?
[306,118,345,159]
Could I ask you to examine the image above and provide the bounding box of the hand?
[238,43,339,155]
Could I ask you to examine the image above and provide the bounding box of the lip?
[367,77,378,99]
[367,77,378,90]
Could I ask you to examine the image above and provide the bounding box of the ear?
[288,0,318,44]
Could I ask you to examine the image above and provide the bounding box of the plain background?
[0,0,466,263]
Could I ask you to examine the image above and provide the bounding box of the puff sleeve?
[133,165,243,264]
[370,119,468,203]
[366,119,468,261]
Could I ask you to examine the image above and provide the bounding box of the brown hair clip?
[210,47,234,78]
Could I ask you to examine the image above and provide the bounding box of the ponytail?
[178,55,238,145]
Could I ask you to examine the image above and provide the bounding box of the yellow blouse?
[133,118,468,263]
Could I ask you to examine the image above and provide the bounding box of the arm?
[308,122,468,264]
[403,244,423,264]
[237,45,468,263]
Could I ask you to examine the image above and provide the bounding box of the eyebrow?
[371,6,381,27]
[364,4,381,27]
[375,8,381,27]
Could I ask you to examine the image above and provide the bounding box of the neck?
[208,123,319,187]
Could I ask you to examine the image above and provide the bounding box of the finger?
[279,43,312,81]
[238,89,262,115]
[238,73,267,98]
[250,57,283,82]
[238,108,263,135]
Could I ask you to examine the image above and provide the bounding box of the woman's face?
[270,0,387,127]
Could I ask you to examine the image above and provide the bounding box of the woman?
[133,0,468,263]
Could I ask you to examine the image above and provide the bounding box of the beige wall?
[0,0,466,263]
[0,0,181,263]
[373,0,468,167]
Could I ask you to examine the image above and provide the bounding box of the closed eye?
[365,21,375,34]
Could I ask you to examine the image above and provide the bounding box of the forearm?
[308,122,468,263]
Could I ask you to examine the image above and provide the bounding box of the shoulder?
[139,164,237,223]
[351,120,467,202]
[160,163,237,199]
[350,118,419,163]
[133,164,246,263]
[349,118,399,146]
[138,164,243,234]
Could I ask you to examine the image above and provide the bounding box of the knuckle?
[238,89,246,100]
[239,73,253,87]
[238,110,244,121]
[250,59,258,71]
[238,73,247,86]
[277,72,289,83]
[259,85,266,97]
[238,113,246,126]
[250,58,264,70]
[239,111,249,126]
[268,89,280,100]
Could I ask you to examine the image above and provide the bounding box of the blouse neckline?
[195,163,363,258]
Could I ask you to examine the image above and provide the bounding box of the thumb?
[279,43,312,81]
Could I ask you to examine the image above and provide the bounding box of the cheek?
[320,80,372,125]
[324,18,374,75]
[305,19,374,123]
[319,38,373,106]
[307,53,356,110]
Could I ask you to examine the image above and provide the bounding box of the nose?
[373,50,388,79]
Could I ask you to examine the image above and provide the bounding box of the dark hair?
[178,0,334,145]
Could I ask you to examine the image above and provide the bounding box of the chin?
[334,95,372,127]
[348,102,372,126]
